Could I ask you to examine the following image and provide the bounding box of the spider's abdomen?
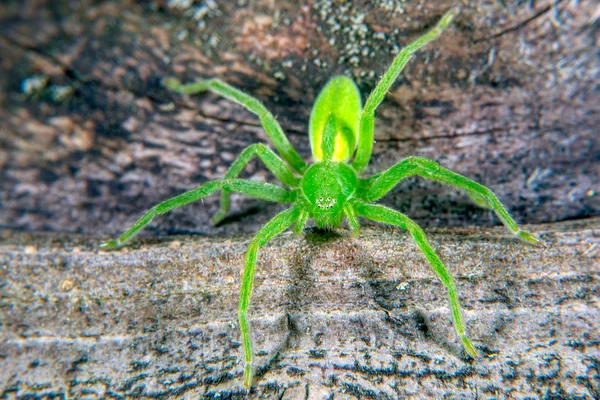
[309,76,361,162]
[301,161,358,228]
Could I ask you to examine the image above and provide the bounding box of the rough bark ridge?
[0,0,598,237]
[1,219,599,398]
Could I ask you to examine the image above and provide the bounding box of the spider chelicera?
[101,7,541,388]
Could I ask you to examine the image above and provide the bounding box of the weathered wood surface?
[1,218,599,398]
[0,0,598,238]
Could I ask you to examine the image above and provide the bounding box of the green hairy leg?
[239,206,301,388]
[365,156,542,244]
[356,203,478,357]
[100,179,293,249]
[352,7,459,173]
[211,143,300,225]
[162,77,307,173]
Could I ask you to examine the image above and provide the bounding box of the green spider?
[101,7,541,388]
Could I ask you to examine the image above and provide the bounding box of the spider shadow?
[252,227,353,384]
[211,202,273,226]
[349,236,453,353]
[253,229,331,384]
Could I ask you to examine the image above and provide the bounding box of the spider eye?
[315,196,337,210]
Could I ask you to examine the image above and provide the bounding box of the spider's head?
[301,161,358,229]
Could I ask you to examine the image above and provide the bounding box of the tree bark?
[0,0,598,237]
[1,218,599,398]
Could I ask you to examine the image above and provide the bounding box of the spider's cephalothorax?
[102,7,542,390]
[301,161,358,228]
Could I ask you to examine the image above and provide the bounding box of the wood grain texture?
[1,218,598,398]
[0,0,598,238]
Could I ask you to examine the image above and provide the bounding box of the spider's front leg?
[356,203,477,357]
[239,206,301,389]
[211,144,300,225]
[365,156,542,244]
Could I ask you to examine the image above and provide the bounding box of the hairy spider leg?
[239,206,301,388]
[162,78,307,174]
[352,7,459,173]
[343,203,360,235]
[364,156,542,244]
[293,209,310,235]
[356,203,478,357]
[99,179,294,249]
[211,143,301,225]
